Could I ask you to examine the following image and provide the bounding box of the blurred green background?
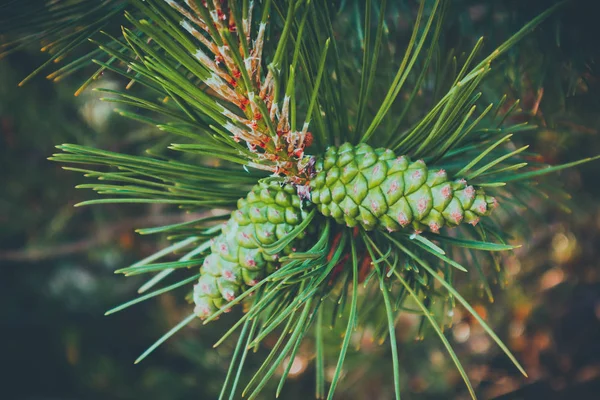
[2,1,600,399]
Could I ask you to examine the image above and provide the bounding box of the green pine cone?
[193,181,310,318]
[309,143,498,233]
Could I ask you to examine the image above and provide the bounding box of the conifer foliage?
[5,0,599,399]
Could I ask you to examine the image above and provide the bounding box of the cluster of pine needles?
[3,0,599,399]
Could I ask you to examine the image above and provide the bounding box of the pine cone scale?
[309,143,497,233]
[193,181,309,318]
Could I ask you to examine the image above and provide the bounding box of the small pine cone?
[193,181,310,318]
[309,143,497,233]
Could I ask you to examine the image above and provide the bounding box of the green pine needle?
[134,313,196,364]
[10,1,597,399]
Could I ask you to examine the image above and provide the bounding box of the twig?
[0,212,212,263]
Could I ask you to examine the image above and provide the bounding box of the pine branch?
[7,1,596,400]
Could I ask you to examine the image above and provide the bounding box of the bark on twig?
[0,212,211,262]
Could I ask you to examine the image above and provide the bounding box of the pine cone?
[309,143,498,233]
[193,181,310,318]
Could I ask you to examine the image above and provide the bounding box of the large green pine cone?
[309,143,497,232]
[193,181,309,318]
